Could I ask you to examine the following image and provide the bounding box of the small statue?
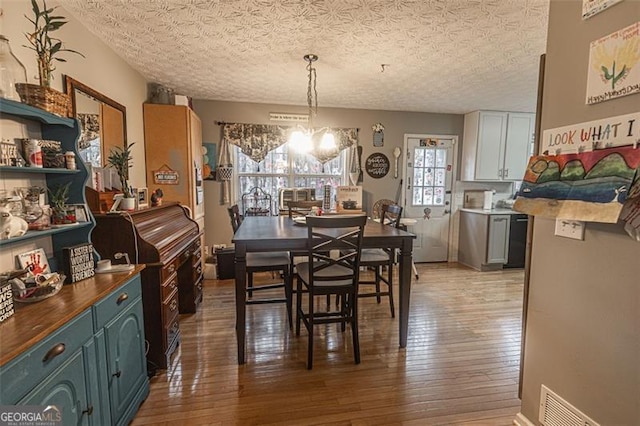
[0,206,28,239]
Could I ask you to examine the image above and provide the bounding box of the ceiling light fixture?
[289,54,335,153]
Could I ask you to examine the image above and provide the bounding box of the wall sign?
[63,243,95,284]
[586,22,640,105]
[365,152,390,179]
[582,0,623,19]
[153,164,180,185]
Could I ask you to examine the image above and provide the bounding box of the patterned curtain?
[221,123,359,163]
[77,113,100,150]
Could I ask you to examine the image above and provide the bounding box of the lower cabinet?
[0,274,149,426]
[458,210,511,271]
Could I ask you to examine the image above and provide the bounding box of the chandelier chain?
[306,59,318,127]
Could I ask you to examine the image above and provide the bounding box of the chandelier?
[289,54,336,153]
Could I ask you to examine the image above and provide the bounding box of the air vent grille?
[539,385,600,426]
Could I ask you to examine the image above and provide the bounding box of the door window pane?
[411,145,448,207]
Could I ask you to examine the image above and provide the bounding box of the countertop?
[460,208,525,215]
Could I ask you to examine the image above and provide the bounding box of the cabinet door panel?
[475,112,508,180]
[504,113,534,180]
[104,297,147,424]
[20,350,89,426]
[487,215,510,264]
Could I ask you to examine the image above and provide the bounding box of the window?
[411,146,448,206]
[235,144,346,213]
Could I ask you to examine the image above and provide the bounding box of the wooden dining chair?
[295,214,367,369]
[358,203,403,318]
[227,204,293,328]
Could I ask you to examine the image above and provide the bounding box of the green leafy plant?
[47,182,75,224]
[24,0,85,87]
[107,143,135,198]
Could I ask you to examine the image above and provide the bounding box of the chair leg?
[307,290,314,369]
[247,272,254,298]
[284,266,293,329]
[388,262,395,318]
[295,278,302,336]
[374,266,382,303]
[350,292,360,364]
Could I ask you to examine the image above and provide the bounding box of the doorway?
[402,134,457,262]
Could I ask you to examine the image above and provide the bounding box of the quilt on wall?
[513,146,640,223]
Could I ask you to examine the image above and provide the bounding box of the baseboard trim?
[513,412,535,426]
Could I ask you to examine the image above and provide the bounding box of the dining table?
[232,215,416,364]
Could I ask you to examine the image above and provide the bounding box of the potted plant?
[48,182,76,224]
[16,0,84,115]
[107,143,135,210]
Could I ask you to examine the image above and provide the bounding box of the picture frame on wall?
[69,204,89,222]
[136,187,149,209]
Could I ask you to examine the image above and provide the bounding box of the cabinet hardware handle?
[82,405,93,416]
[196,266,202,274]
[112,370,121,378]
[504,168,509,177]
[116,293,129,305]
[168,264,176,273]
[170,299,178,311]
[170,279,177,290]
[42,343,65,362]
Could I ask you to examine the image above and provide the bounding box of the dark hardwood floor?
[132,262,524,425]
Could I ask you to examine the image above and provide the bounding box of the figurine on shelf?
[0,206,28,239]
[151,188,163,207]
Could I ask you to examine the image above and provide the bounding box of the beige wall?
[0,0,148,187]
[192,99,464,248]
[519,1,640,424]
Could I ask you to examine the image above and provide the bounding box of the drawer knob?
[116,293,129,304]
[82,405,94,416]
[112,370,122,378]
[168,264,176,273]
[170,299,178,311]
[42,343,65,362]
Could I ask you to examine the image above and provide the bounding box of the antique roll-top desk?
[92,202,203,369]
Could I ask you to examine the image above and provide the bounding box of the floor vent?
[539,385,600,426]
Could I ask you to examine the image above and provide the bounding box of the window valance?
[221,122,359,163]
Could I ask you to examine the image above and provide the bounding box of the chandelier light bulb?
[289,130,312,153]
[320,132,336,150]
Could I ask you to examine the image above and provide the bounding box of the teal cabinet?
[0,274,148,425]
[19,350,90,426]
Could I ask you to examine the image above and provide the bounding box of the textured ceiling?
[60,0,549,114]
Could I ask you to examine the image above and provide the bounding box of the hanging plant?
[23,0,85,87]
[372,123,385,133]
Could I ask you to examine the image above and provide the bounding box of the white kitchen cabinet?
[461,110,534,181]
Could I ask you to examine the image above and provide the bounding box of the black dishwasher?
[505,214,528,268]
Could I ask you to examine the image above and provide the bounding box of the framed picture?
[17,248,51,277]
[136,187,149,209]
[70,204,89,222]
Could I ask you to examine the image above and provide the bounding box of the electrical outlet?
[554,219,585,240]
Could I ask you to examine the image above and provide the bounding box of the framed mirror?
[64,75,127,168]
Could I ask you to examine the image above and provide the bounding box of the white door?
[403,135,455,262]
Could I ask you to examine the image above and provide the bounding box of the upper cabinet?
[143,104,204,228]
[461,111,535,181]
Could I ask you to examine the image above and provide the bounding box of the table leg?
[235,243,247,364]
[398,239,413,348]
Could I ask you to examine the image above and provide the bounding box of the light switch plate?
[554,219,585,240]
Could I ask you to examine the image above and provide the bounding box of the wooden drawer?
[162,288,179,325]
[192,244,202,266]
[161,272,178,301]
[93,275,142,330]
[161,257,179,283]
[0,309,93,404]
[193,260,203,282]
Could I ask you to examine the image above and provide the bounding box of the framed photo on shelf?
[70,204,89,222]
[17,248,51,277]
[136,187,149,209]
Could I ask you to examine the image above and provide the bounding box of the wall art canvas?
[17,248,51,277]
[586,21,640,105]
[513,146,640,222]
